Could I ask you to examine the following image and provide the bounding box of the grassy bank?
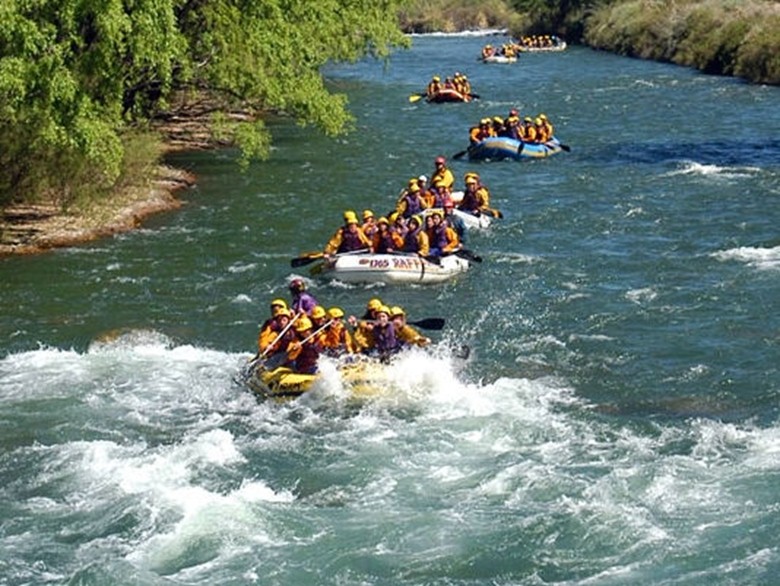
[584,0,780,85]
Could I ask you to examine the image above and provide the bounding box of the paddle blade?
[408,317,445,330]
[408,94,424,103]
[452,150,468,160]
[290,252,324,267]
[560,143,571,152]
[455,249,482,263]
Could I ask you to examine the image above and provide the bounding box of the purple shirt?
[292,291,318,315]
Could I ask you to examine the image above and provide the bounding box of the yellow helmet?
[493,116,504,124]
[377,305,391,316]
[539,113,548,120]
[294,316,313,331]
[377,216,389,225]
[311,305,327,319]
[389,212,400,223]
[432,75,440,82]
[409,183,421,193]
[367,298,383,311]
[535,117,543,125]
[362,209,374,219]
[270,298,288,309]
[390,305,405,317]
[327,307,345,319]
[480,118,491,125]
[409,214,423,227]
[343,210,358,224]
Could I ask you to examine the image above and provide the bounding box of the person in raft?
[321,307,355,357]
[284,315,322,375]
[289,278,319,316]
[391,306,431,348]
[431,155,455,190]
[257,298,290,354]
[323,210,373,258]
[359,305,397,360]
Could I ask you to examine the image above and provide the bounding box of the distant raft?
[467,136,566,161]
[514,39,567,53]
[482,54,517,64]
[427,88,473,103]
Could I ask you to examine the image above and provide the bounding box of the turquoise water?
[2,34,780,585]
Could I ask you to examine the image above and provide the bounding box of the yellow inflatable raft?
[244,357,390,401]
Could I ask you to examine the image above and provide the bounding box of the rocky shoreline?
[0,165,196,257]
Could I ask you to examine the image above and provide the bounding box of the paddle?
[467,93,481,100]
[408,317,445,330]
[291,251,324,268]
[548,140,571,152]
[368,317,445,330]
[452,149,469,160]
[299,319,334,344]
[454,248,482,263]
[408,93,426,103]
[248,311,303,367]
[291,248,371,268]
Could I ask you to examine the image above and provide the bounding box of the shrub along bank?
[583,0,780,85]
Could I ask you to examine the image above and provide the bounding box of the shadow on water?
[586,137,780,167]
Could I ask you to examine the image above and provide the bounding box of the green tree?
[0,0,409,207]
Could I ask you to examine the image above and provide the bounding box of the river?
[2,33,780,585]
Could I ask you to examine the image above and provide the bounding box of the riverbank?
[0,94,240,257]
[0,165,196,257]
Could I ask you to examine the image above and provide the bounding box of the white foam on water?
[407,29,507,38]
[712,245,780,271]
[626,286,659,304]
[666,160,762,180]
[4,331,780,582]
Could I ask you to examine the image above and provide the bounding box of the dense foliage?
[508,0,602,40]
[0,0,408,207]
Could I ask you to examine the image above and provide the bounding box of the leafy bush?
[675,6,750,74]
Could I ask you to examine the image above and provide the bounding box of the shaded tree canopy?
[0,0,409,206]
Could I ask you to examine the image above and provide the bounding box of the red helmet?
[435,156,446,165]
[289,278,305,292]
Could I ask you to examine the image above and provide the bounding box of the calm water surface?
[2,34,780,585]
